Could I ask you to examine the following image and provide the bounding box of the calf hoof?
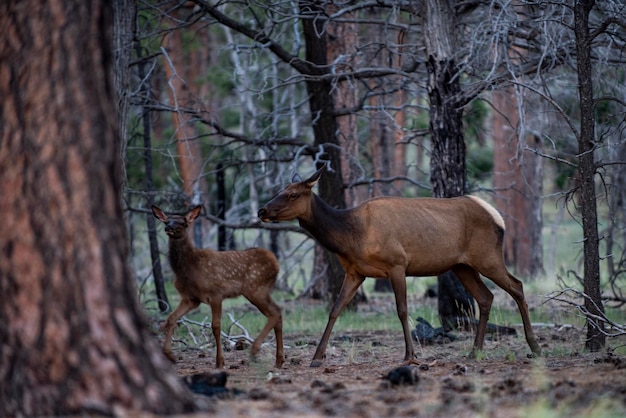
[163,350,177,363]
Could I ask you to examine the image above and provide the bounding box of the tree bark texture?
[161,12,205,205]
[365,22,408,293]
[135,25,170,313]
[161,6,208,249]
[365,23,407,202]
[492,88,544,278]
[423,0,475,328]
[0,1,196,415]
[300,1,363,309]
[326,3,361,206]
[574,0,605,351]
[113,0,134,187]
[426,57,466,198]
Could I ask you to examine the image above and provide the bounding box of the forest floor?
[170,297,626,418]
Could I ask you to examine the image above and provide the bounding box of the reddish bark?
[0,1,196,415]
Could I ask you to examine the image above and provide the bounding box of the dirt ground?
[171,299,626,418]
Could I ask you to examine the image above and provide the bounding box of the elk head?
[257,167,324,222]
[152,205,201,239]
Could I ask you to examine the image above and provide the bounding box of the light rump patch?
[468,195,505,230]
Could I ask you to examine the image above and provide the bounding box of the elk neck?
[167,234,201,275]
[298,193,362,255]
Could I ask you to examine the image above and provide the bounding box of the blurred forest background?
[116,1,626,349]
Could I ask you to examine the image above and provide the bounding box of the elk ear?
[304,166,325,188]
[151,205,168,223]
[187,206,202,222]
[291,173,302,183]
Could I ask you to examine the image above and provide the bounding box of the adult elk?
[152,205,284,369]
[258,167,541,367]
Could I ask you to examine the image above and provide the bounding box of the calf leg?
[247,293,284,368]
[162,298,199,362]
[209,301,225,368]
[311,273,365,368]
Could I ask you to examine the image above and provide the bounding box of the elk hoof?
[530,341,542,357]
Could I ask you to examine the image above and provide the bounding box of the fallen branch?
[176,311,276,352]
[545,288,626,338]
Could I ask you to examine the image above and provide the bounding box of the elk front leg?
[162,298,199,362]
[388,269,416,364]
[311,273,365,368]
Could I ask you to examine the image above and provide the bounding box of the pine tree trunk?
[0,1,196,414]
[491,89,544,279]
[574,0,605,351]
[161,7,205,247]
[326,4,361,205]
[135,24,170,313]
[300,1,363,310]
[423,0,475,329]
[426,56,476,329]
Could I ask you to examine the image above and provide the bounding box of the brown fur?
[258,167,541,367]
[152,205,284,369]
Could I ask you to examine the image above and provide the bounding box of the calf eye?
[289,192,299,200]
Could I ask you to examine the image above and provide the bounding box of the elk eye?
[289,192,299,200]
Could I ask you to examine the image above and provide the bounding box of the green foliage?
[463,99,489,144]
[466,144,493,183]
[204,66,236,98]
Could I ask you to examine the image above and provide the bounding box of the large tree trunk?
[574,0,605,351]
[300,1,363,310]
[491,90,544,278]
[135,19,170,313]
[113,0,134,188]
[161,7,206,246]
[326,4,361,206]
[366,22,406,293]
[0,1,196,415]
[423,0,475,330]
[391,29,408,195]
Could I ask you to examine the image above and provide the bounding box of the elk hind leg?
[451,265,494,355]
[504,272,542,356]
[478,264,542,356]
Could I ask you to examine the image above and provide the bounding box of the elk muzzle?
[257,207,272,222]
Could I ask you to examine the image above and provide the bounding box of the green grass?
[142,269,625,342]
[138,192,626,356]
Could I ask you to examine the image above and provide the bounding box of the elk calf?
[152,205,284,369]
[258,167,541,367]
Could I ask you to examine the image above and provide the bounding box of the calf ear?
[151,206,168,223]
[186,206,202,222]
